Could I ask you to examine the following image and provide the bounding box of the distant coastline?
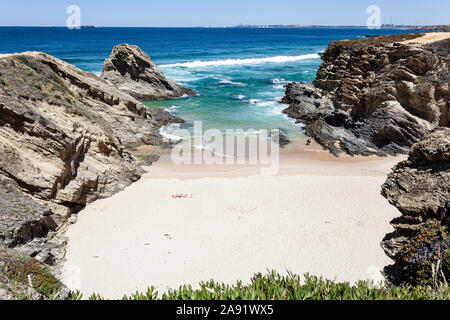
[0,24,448,31]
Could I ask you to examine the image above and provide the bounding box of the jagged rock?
[101,44,196,100]
[0,51,184,270]
[381,128,450,284]
[267,128,290,147]
[282,34,449,156]
[0,181,56,248]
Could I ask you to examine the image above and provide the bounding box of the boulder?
[101,44,196,100]
[0,51,184,267]
[381,128,450,284]
[282,34,449,156]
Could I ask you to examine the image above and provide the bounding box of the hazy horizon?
[0,0,448,27]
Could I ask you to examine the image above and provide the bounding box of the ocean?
[0,27,416,141]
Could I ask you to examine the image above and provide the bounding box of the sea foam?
[159,124,184,143]
[161,53,320,68]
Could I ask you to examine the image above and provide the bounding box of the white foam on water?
[219,79,247,86]
[159,123,184,143]
[273,84,286,90]
[282,113,306,130]
[254,101,279,108]
[271,78,288,84]
[164,105,180,113]
[161,53,321,68]
[231,94,247,100]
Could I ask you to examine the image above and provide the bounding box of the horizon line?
[0,24,439,28]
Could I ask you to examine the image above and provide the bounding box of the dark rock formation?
[381,128,450,284]
[268,128,290,147]
[282,34,449,156]
[0,51,184,271]
[101,44,196,101]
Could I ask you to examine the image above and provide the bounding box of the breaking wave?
[160,53,321,68]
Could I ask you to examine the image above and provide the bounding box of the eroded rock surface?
[282,34,449,156]
[101,44,196,100]
[381,128,450,284]
[0,51,183,270]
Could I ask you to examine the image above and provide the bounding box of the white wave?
[265,105,286,116]
[219,79,246,86]
[254,101,279,108]
[273,84,286,90]
[161,53,320,68]
[164,105,180,113]
[282,113,306,130]
[271,78,287,84]
[159,124,184,143]
[231,94,247,100]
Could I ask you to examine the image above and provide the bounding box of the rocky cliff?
[101,44,196,100]
[282,33,449,156]
[381,128,449,284]
[0,51,183,271]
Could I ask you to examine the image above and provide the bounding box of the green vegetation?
[66,271,450,300]
[369,58,380,68]
[38,115,49,126]
[2,251,62,298]
[415,75,433,96]
[399,220,450,285]
[334,33,424,51]
[15,55,29,64]
[3,147,19,164]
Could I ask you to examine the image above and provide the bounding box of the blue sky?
[0,0,448,27]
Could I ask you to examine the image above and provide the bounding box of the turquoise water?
[0,27,417,141]
[148,56,318,140]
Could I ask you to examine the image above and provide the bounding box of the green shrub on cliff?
[397,220,450,286]
[1,248,63,298]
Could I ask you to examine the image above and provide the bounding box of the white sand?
[402,32,450,44]
[62,145,405,299]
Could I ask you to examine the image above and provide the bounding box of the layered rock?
[101,44,196,100]
[0,51,183,267]
[381,128,450,284]
[282,34,449,156]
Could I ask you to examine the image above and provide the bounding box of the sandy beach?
[403,31,450,44]
[62,142,405,299]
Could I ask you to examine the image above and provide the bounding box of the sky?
[0,0,448,27]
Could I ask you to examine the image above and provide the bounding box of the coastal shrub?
[3,147,19,164]
[2,251,62,298]
[369,58,380,69]
[67,271,450,300]
[38,115,49,126]
[334,33,424,51]
[415,76,433,96]
[397,221,450,285]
